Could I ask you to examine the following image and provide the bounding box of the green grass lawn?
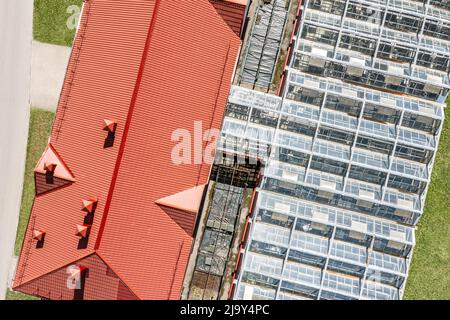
[404,102,450,299]
[5,289,40,301]
[34,0,83,46]
[14,109,55,256]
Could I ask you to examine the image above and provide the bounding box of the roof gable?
[209,0,248,36]
[155,184,206,214]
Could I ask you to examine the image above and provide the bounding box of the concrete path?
[31,41,71,111]
[0,0,33,299]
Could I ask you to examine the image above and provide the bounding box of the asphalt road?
[0,0,33,299]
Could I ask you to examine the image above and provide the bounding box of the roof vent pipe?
[76,224,91,238]
[32,230,46,241]
[103,119,118,133]
[81,198,98,213]
[44,162,57,172]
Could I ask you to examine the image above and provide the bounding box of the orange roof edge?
[223,0,248,5]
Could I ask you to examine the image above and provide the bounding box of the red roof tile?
[16,254,138,300]
[155,184,207,214]
[210,0,248,36]
[13,0,240,300]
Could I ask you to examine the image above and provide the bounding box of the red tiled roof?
[210,0,248,36]
[13,0,241,300]
[34,144,75,182]
[155,184,206,214]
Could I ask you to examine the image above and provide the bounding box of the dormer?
[34,144,75,195]
[155,184,206,236]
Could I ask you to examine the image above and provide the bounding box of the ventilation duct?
[81,198,98,213]
[309,47,328,68]
[424,83,442,95]
[32,230,46,241]
[385,65,404,85]
[346,57,366,77]
[44,162,57,172]
[103,119,118,133]
[76,224,91,238]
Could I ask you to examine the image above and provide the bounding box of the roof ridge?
[94,0,162,250]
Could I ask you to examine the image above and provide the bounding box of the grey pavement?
[31,41,71,111]
[0,0,33,299]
